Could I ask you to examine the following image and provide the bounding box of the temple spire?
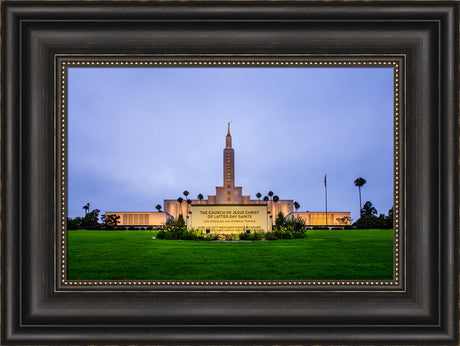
[226,121,232,148]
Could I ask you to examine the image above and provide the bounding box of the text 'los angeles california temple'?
[106,123,350,231]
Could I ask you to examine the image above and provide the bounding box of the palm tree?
[155,204,162,212]
[268,191,274,200]
[354,177,367,217]
[186,199,192,214]
[294,201,300,212]
[177,197,184,217]
[256,192,262,204]
[183,190,189,200]
[273,195,280,215]
[197,193,204,204]
[82,203,90,215]
[263,196,270,215]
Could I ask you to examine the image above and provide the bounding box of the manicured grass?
[67,229,393,280]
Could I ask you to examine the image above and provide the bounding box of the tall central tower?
[215,122,243,204]
[224,122,235,187]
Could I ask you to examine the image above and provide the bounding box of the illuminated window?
[227,179,231,182]
[227,160,231,163]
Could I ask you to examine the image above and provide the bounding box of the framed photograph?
[65,61,396,283]
[2,1,458,345]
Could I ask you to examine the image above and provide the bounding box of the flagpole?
[324,174,328,227]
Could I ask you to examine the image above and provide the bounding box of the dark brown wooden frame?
[1,1,458,345]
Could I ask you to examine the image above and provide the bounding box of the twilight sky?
[68,66,394,223]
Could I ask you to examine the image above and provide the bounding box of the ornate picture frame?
[2,1,458,345]
[62,57,398,287]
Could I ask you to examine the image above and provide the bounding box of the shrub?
[285,217,307,235]
[353,214,392,229]
[268,217,308,239]
[101,213,120,228]
[175,214,186,228]
[156,218,207,240]
[191,231,205,240]
[238,230,265,240]
[206,233,221,241]
[238,232,251,240]
[265,232,278,241]
[353,203,393,229]
[275,212,286,228]
[223,233,238,241]
[67,217,81,230]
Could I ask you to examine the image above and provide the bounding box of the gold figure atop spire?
[227,121,232,136]
[226,121,233,148]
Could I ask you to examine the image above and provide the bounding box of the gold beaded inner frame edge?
[56,56,403,291]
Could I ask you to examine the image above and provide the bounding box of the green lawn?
[67,229,393,280]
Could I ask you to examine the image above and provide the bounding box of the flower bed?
[155,215,308,241]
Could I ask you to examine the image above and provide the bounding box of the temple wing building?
[104,211,172,227]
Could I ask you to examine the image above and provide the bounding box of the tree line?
[67,203,120,230]
[353,177,393,228]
